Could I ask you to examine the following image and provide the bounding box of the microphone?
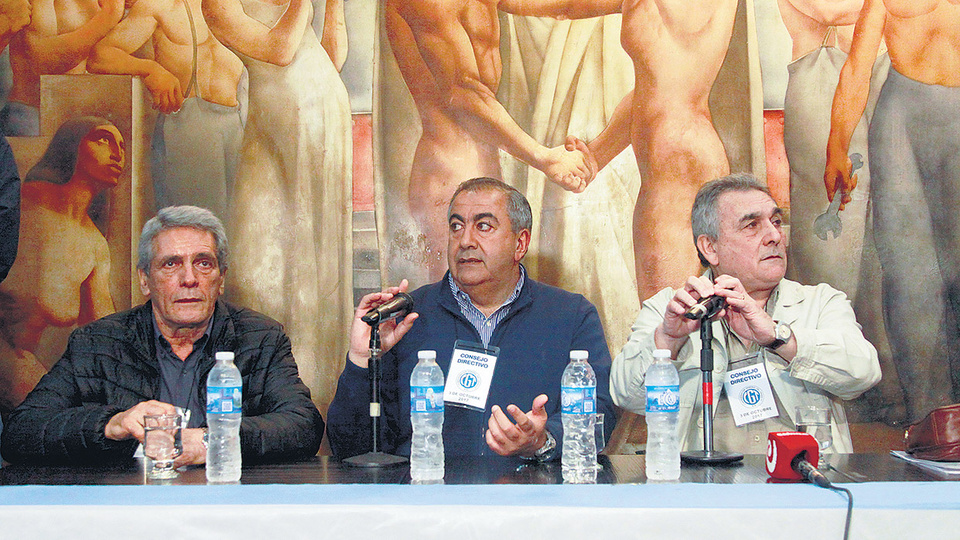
[766,431,831,488]
[361,292,414,325]
[684,295,726,320]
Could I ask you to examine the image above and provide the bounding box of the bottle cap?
[215,351,235,361]
[653,349,672,360]
[569,350,589,361]
[418,350,437,361]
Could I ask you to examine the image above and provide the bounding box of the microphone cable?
[804,462,853,540]
[829,484,853,540]
[795,454,853,540]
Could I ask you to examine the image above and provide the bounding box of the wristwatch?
[765,321,793,350]
[522,430,557,462]
[201,427,209,450]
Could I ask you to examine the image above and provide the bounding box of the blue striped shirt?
[448,265,526,348]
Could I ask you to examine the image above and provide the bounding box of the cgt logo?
[459,371,479,389]
[740,386,762,406]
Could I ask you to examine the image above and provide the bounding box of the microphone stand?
[344,322,408,468]
[680,316,743,465]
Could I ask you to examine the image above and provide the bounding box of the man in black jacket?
[1,205,324,465]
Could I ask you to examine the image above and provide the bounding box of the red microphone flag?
[766,431,820,480]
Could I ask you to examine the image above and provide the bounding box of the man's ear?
[138,268,151,298]
[515,229,531,262]
[696,234,720,267]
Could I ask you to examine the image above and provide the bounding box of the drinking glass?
[795,405,831,466]
[144,413,183,479]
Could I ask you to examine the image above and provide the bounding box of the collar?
[131,299,235,371]
[437,265,535,320]
[152,310,214,356]
[448,263,526,315]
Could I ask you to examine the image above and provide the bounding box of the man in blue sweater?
[328,177,615,461]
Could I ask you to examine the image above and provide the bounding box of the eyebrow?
[87,128,125,148]
[737,207,783,226]
[449,212,499,224]
[156,251,218,266]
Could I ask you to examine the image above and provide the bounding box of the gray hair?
[137,206,228,272]
[691,173,772,266]
[447,177,532,232]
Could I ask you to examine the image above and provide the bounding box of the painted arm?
[320,0,346,71]
[498,0,622,19]
[87,1,184,114]
[387,5,591,191]
[823,0,884,208]
[586,89,634,170]
[203,0,310,66]
[24,0,124,74]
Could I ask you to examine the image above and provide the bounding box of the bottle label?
[646,385,679,413]
[207,385,242,414]
[561,386,596,415]
[411,385,445,413]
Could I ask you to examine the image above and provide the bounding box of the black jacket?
[0,136,20,283]
[1,300,324,464]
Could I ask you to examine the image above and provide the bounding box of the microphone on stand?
[684,295,726,320]
[361,292,414,325]
[346,291,416,469]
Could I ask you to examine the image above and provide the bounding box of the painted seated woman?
[0,116,124,411]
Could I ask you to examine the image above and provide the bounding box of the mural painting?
[824,0,960,422]
[0,0,957,448]
[755,0,900,425]
[0,117,124,410]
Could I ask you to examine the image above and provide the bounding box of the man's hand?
[144,68,184,114]
[485,394,549,457]
[655,275,717,355]
[347,279,418,368]
[174,428,206,467]
[104,400,177,442]
[824,142,857,210]
[541,145,591,193]
[708,274,778,346]
[565,135,599,188]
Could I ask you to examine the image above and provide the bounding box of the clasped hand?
[657,275,777,353]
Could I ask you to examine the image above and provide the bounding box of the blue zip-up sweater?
[327,274,615,459]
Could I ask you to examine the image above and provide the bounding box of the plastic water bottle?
[410,350,444,482]
[206,351,242,483]
[645,348,680,480]
[561,350,597,483]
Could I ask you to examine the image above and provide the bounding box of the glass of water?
[795,405,831,466]
[143,413,183,480]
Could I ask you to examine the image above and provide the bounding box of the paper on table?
[891,450,960,478]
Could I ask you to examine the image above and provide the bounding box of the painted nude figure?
[0,117,124,411]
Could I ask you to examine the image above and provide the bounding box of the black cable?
[796,456,853,540]
[828,485,853,540]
